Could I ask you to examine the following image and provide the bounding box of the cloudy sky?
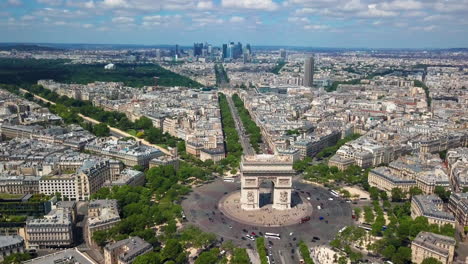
[1,0,468,48]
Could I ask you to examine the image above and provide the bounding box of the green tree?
[2,253,31,264]
[369,187,380,200]
[133,252,162,264]
[161,239,183,261]
[391,188,405,202]
[382,245,396,259]
[136,116,153,130]
[421,257,443,264]
[409,187,423,198]
[353,207,362,220]
[380,191,389,201]
[132,165,145,172]
[298,241,314,264]
[364,206,375,223]
[434,186,451,202]
[93,123,110,137]
[195,248,220,264]
[391,247,412,264]
[231,248,250,264]
[256,237,268,264]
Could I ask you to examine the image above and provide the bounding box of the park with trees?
[0,58,202,88]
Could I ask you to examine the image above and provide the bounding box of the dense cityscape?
[1,1,468,264]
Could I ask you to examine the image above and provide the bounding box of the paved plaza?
[219,189,313,227]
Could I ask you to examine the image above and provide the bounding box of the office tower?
[243,53,248,63]
[193,43,203,56]
[304,56,314,87]
[156,49,161,61]
[228,42,235,59]
[246,44,252,55]
[234,42,243,59]
[207,44,212,54]
[280,49,287,60]
[222,44,227,59]
[175,44,179,56]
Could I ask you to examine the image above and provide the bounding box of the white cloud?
[37,0,63,5]
[8,0,22,6]
[359,4,398,17]
[102,0,128,8]
[112,16,134,23]
[288,16,310,24]
[229,16,245,23]
[304,24,329,30]
[83,23,94,28]
[379,0,423,11]
[196,1,214,9]
[20,15,35,21]
[221,0,278,11]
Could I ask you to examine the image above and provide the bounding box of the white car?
[289,232,293,236]
[307,197,311,201]
[328,198,334,201]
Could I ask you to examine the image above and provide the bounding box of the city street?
[225,93,256,156]
[181,176,353,264]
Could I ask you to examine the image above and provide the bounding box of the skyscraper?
[175,44,179,56]
[193,43,203,56]
[304,56,314,88]
[222,44,227,59]
[280,49,287,60]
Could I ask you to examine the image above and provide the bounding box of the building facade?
[411,231,456,264]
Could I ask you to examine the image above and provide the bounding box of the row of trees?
[218,93,243,171]
[414,80,432,107]
[232,94,262,153]
[214,64,229,86]
[271,61,286,74]
[298,241,314,264]
[316,133,361,159]
[23,84,181,147]
[0,58,202,88]
[255,237,268,264]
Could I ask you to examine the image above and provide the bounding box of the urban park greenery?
[0,58,202,88]
[232,94,262,153]
[218,93,243,169]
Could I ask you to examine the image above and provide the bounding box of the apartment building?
[87,200,120,245]
[411,232,456,264]
[26,207,74,248]
[411,195,456,227]
[104,237,152,264]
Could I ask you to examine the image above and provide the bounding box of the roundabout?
[181,176,353,264]
[218,188,313,227]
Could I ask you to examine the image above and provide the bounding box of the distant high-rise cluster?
[304,56,314,88]
[280,49,287,61]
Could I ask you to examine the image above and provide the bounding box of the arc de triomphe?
[240,154,295,210]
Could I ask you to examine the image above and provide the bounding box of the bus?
[330,190,340,197]
[338,227,347,233]
[359,225,372,231]
[265,233,281,239]
[224,178,235,182]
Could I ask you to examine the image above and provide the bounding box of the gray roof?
[0,235,24,249]
[22,248,96,264]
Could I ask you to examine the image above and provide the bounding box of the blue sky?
[1,0,468,48]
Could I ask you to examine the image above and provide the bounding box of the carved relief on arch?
[247,191,255,202]
[279,191,288,202]
[278,179,290,185]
